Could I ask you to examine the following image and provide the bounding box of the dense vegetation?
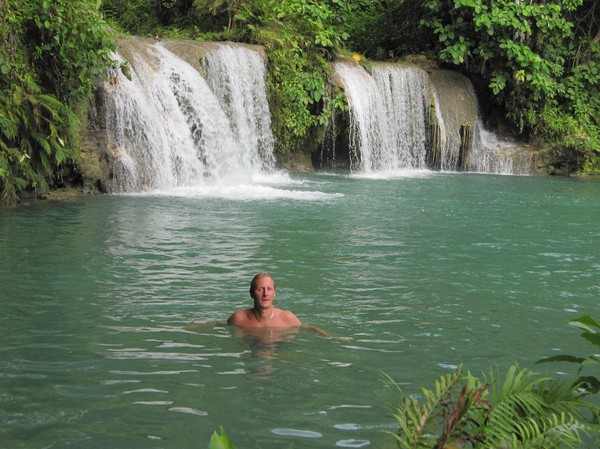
[1,0,598,204]
[0,0,114,205]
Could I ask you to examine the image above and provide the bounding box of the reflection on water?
[1,173,599,448]
[231,326,299,362]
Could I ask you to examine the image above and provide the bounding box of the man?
[227,273,302,328]
[188,273,331,337]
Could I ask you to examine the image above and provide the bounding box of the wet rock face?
[427,69,480,172]
[79,81,109,193]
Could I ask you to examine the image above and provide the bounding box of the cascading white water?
[335,62,533,175]
[469,123,533,175]
[333,62,430,173]
[201,45,275,171]
[102,41,276,193]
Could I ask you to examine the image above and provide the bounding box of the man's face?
[253,276,276,309]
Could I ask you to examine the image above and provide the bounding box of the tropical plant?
[385,364,592,449]
[344,0,433,61]
[209,426,236,449]
[0,77,77,203]
[101,0,160,35]
[537,315,600,396]
[193,0,245,30]
[0,0,115,204]
[236,0,350,153]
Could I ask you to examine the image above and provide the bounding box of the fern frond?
[34,133,52,155]
[514,413,585,449]
[485,371,546,443]
[387,368,466,449]
[480,365,590,449]
[536,378,586,418]
[38,93,66,122]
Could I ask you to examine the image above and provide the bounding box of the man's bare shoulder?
[227,309,251,325]
[275,309,301,327]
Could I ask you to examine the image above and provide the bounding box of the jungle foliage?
[235,0,350,153]
[0,0,115,204]
[1,0,599,203]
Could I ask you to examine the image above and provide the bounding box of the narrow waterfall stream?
[469,124,534,174]
[333,62,430,173]
[201,45,275,171]
[100,41,276,193]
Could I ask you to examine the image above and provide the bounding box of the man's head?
[249,272,276,300]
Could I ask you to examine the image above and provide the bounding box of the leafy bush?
[0,0,115,204]
[386,365,593,449]
[236,0,349,154]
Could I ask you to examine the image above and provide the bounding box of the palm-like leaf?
[387,367,489,449]
[386,365,590,449]
[537,315,600,396]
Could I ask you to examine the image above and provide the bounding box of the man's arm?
[300,323,331,337]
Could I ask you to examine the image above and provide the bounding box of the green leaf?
[55,147,65,165]
[569,315,600,334]
[536,355,585,365]
[582,333,600,347]
[210,427,235,449]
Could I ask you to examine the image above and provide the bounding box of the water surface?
[1,172,598,448]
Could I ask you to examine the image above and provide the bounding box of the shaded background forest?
[0,0,598,204]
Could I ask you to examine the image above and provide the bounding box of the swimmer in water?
[189,272,331,337]
[227,272,301,328]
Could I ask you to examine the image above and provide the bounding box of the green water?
[1,172,599,448]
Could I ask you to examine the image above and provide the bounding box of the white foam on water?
[122,184,343,201]
[348,168,435,180]
[272,428,323,438]
[115,172,344,201]
[116,175,344,201]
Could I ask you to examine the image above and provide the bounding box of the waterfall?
[201,45,276,171]
[428,70,480,171]
[333,62,430,173]
[100,40,276,193]
[333,62,534,175]
[97,39,534,187]
[469,123,533,175]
